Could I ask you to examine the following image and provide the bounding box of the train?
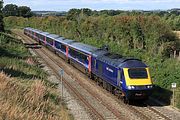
[24,27,153,103]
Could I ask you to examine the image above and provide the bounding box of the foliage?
[0,34,47,79]
[0,32,72,119]
[66,8,180,30]
[2,4,33,18]
[0,1,4,32]
[6,15,178,58]
[67,8,92,21]
[0,72,71,120]
[4,15,180,108]
[2,4,18,16]
[18,6,33,17]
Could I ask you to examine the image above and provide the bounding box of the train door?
[117,69,122,89]
[88,55,91,73]
[98,62,103,75]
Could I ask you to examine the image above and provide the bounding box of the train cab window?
[128,68,148,79]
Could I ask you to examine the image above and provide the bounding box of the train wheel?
[88,73,92,79]
[123,97,130,104]
[66,58,70,64]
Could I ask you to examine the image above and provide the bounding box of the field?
[0,33,72,120]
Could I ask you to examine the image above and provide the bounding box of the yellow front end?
[123,68,152,86]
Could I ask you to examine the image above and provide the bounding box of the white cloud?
[3,0,180,11]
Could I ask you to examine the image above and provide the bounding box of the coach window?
[60,44,66,52]
[77,52,88,65]
[55,41,61,49]
[42,35,45,41]
[38,33,41,39]
[47,37,53,45]
[69,48,76,58]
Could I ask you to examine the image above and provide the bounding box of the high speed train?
[24,27,153,103]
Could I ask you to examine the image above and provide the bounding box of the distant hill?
[32,8,180,17]
[32,11,67,16]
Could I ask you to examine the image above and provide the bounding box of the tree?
[67,8,92,21]
[18,6,32,18]
[2,4,18,16]
[0,0,4,32]
[2,4,32,18]
[67,8,81,20]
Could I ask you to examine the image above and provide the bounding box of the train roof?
[26,28,49,35]
[96,53,147,68]
[69,42,99,54]
[56,37,65,41]
[25,28,42,34]
[92,49,108,57]
[46,34,60,39]
[39,31,50,36]
[25,27,34,31]
[24,27,32,30]
[55,38,75,45]
[24,27,147,68]
[33,29,43,34]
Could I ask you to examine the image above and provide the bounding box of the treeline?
[4,15,180,90]
[2,4,33,18]
[4,15,179,58]
[0,1,4,32]
[2,5,180,30]
[66,8,180,30]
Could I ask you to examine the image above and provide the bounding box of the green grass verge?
[0,33,73,120]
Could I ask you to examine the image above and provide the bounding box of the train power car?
[91,52,153,102]
[24,27,153,102]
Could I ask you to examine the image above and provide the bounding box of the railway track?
[130,103,171,120]
[13,30,105,120]
[37,50,105,120]
[12,29,177,120]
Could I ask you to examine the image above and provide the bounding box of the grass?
[0,57,47,80]
[0,33,73,120]
[0,72,71,120]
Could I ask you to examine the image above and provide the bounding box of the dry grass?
[174,31,180,38]
[0,72,72,120]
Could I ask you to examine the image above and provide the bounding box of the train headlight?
[147,85,153,89]
[127,86,135,90]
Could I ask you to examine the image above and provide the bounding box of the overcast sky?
[3,0,180,11]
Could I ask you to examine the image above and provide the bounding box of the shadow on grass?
[150,85,172,106]
[0,67,41,80]
[0,47,26,59]
[5,29,12,34]
[130,85,172,107]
